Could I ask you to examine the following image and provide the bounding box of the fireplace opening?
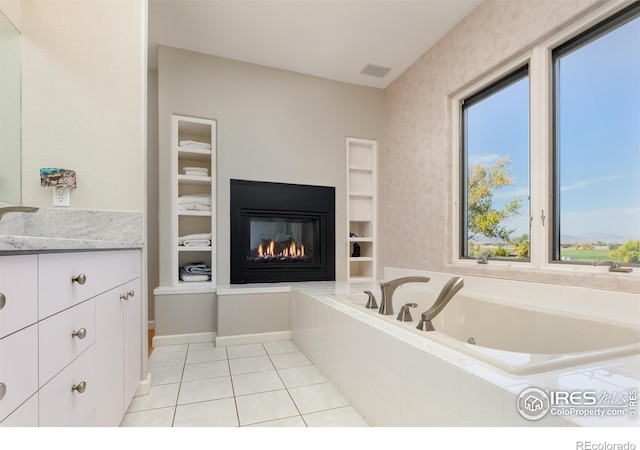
[230,179,335,284]
[245,213,320,264]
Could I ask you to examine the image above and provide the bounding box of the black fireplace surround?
[230,179,335,284]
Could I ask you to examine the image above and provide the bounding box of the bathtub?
[328,288,640,375]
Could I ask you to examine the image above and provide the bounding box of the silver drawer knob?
[0,382,6,400]
[71,381,87,394]
[0,293,5,310]
[120,290,135,301]
[71,273,87,285]
[72,328,87,339]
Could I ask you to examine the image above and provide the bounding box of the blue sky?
[466,13,639,243]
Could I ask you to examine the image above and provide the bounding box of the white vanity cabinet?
[95,277,141,426]
[0,255,38,339]
[0,249,142,427]
[0,324,38,423]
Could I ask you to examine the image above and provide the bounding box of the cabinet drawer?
[39,345,96,427]
[38,252,97,320]
[39,298,96,387]
[0,393,38,427]
[0,324,38,422]
[0,255,38,339]
[93,250,141,296]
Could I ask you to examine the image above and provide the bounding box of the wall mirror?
[0,9,21,205]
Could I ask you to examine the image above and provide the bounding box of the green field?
[559,248,611,261]
[471,245,613,261]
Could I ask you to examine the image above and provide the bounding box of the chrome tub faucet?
[378,276,431,315]
[416,277,464,331]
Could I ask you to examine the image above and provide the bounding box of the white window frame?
[451,0,639,277]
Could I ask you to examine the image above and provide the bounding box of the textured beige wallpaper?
[383,1,639,293]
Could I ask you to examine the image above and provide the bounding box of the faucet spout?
[378,276,430,315]
[416,277,464,331]
[0,206,39,221]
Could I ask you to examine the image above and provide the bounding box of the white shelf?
[346,137,377,282]
[171,114,217,287]
[178,174,212,185]
[348,165,373,172]
[178,210,212,217]
[178,148,212,161]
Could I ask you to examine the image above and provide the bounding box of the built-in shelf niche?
[173,114,217,287]
[346,137,377,282]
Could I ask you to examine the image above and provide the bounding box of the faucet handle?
[363,290,378,309]
[396,303,417,322]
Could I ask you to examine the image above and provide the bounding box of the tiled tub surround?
[0,207,143,250]
[285,272,638,427]
[122,340,368,427]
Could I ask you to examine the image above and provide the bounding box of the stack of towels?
[183,166,209,177]
[179,140,211,150]
[180,263,211,282]
[178,193,211,212]
[178,232,212,247]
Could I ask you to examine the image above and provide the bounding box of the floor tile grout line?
[170,344,190,427]
[133,340,367,427]
[221,344,242,427]
[262,342,309,427]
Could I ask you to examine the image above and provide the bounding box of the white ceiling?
[148,1,483,89]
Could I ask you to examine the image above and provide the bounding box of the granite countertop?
[0,207,143,252]
[0,235,143,252]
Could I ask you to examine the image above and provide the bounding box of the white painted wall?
[156,46,384,285]
[20,0,146,211]
[0,1,20,30]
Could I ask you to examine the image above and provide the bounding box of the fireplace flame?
[257,239,305,258]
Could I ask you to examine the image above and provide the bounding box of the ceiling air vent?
[360,63,391,78]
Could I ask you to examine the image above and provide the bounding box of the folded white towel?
[183,167,208,174]
[179,273,209,282]
[184,171,209,177]
[178,203,211,212]
[178,194,211,205]
[183,239,211,247]
[179,140,211,150]
[178,232,212,246]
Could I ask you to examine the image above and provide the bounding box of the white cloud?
[493,187,529,199]
[560,173,638,192]
[468,153,503,166]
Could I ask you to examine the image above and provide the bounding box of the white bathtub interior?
[329,282,640,375]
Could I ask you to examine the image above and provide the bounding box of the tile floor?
[120,340,369,427]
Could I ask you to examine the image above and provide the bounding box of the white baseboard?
[215,330,291,347]
[148,320,155,330]
[134,372,152,397]
[152,331,217,347]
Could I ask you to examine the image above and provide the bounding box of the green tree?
[609,240,640,263]
[467,156,522,242]
[511,233,530,259]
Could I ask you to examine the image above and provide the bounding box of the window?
[460,67,530,261]
[553,4,640,265]
[456,2,640,269]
